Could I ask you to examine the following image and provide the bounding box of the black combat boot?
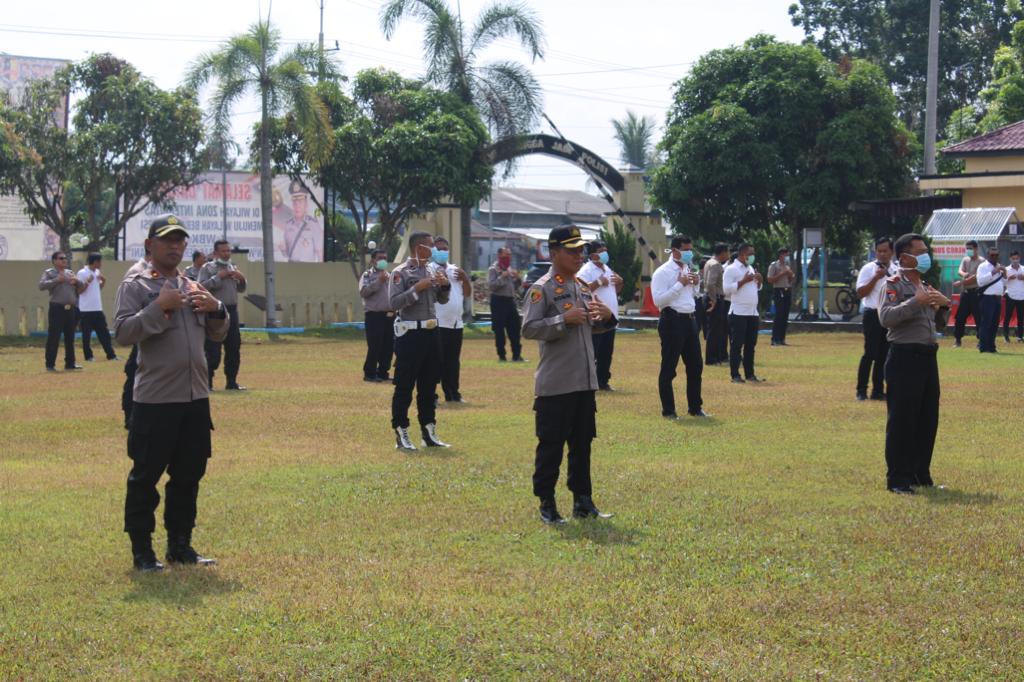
[539,497,566,525]
[166,531,216,566]
[130,531,164,572]
[572,495,613,519]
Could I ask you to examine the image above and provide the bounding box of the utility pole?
[318,0,325,82]
[924,0,940,180]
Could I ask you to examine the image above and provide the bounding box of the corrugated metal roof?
[923,208,1020,241]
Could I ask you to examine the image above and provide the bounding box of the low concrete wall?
[0,254,363,335]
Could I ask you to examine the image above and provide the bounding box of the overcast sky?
[1,0,806,192]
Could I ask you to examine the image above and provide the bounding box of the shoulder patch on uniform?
[885,288,898,302]
[529,287,543,303]
[393,272,402,284]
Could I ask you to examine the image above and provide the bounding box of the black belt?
[890,343,938,355]
[661,308,694,319]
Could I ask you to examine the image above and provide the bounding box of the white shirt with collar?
[723,259,761,316]
[977,260,1006,296]
[1005,262,1024,301]
[431,262,464,328]
[856,260,899,310]
[651,257,697,313]
[577,260,620,313]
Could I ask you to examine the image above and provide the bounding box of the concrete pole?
[924,0,940,178]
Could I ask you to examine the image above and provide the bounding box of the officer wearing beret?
[199,239,247,390]
[522,225,617,524]
[878,233,950,494]
[39,250,84,371]
[388,230,452,450]
[113,214,228,571]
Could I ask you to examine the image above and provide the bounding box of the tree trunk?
[460,204,472,271]
[259,90,280,327]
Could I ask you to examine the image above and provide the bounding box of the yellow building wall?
[964,156,1024,173]
[961,187,1024,210]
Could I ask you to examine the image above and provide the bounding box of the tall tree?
[380,0,545,269]
[610,110,658,169]
[789,0,1024,149]
[186,19,334,327]
[0,54,204,253]
[266,69,492,280]
[651,35,915,254]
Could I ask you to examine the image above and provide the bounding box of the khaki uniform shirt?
[199,261,246,306]
[360,269,393,313]
[39,267,79,306]
[183,265,202,280]
[959,256,982,290]
[878,275,949,345]
[703,259,724,300]
[113,268,229,404]
[125,258,150,278]
[522,271,618,397]
[767,260,796,289]
[388,259,450,321]
[488,262,521,298]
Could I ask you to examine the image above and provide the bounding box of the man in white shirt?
[76,252,118,361]
[1003,250,1024,343]
[651,235,708,418]
[723,242,764,383]
[578,240,623,391]
[976,245,1006,353]
[432,236,471,403]
[855,236,897,401]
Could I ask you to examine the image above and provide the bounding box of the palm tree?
[381,0,545,268]
[186,19,334,327]
[611,110,658,169]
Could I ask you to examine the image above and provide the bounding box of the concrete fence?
[0,254,364,336]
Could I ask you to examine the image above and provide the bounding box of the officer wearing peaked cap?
[113,213,229,571]
[522,225,617,525]
[388,230,452,450]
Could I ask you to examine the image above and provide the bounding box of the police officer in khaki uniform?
[522,226,617,524]
[389,231,451,450]
[184,250,206,280]
[39,251,84,371]
[199,239,247,390]
[767,247,796,346]
[488,247,524,362]
[878,233,950,494]
[121,254,151,428]
[114,214,228,571]
[360,248,395,382]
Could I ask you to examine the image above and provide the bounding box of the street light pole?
[924,0,940,180]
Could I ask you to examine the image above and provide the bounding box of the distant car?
[517,261,552,302]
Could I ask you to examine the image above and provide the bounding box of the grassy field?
[1,328,1023,679]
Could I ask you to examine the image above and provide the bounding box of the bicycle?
[833,268,859,319]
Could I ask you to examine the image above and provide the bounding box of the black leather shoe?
[856,392,868,401]
[746,375,764,383]
[869,393,885,401]
[689,409,712,418]
[377,373,391,381]
[166,533,216,566]
[888,486,915,495]
[46,367,57,372]
[539,498,567,525]
[65,365,83,370]
[363,376,377,382]
[573,495,613,519]
[731,376,745,384]
[598,384,614,391]
[663,412,679,420]
[512,356,526,362]
[225,383,246,391]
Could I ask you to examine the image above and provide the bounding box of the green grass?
[2,331,1023,679]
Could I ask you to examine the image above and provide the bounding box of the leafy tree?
[0,54,204,253]
[186,19,334,327]
[600,219,642,303]
[611,110,658,169]
[267,69,492,280]
[650,35,915,256]
[789,0,1024,145]
[380,0,546,269]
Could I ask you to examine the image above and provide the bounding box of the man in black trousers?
[953,239,982,347]
[703,243,730,365]
[38,251,83,371]
[359,248,395,382]
[855,237,896,401]
[488,247,524,362]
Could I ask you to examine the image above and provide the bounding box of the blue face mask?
[375,259,389,270]
[912,252,931,273]
[431,247,449,265]
[598,251,609,265]
[680,250,694,264]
